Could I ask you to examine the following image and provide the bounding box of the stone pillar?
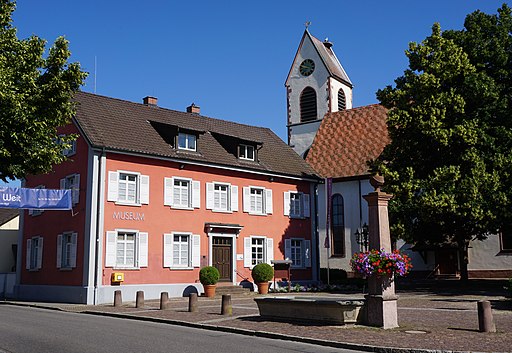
[363,176,398,329]
[160,292,170,310]
[188,293,198,312]
[136,291,144,308]
[221,294,232,315]
[113,290,122,307]
[477,300,496,332]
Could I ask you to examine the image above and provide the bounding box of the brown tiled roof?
[0,209,19,226]
[73,92,318,180]
[306,104,389,178]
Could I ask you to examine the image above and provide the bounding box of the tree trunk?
[457,237,469,281]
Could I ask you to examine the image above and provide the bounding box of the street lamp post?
[355,223,369,252]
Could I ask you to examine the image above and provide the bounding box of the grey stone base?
[14,283,204,305]
[255,296,366,324]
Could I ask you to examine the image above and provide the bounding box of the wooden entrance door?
[212,237,232,282]
[436,249,459,275]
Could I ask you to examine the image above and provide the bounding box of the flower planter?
[203,284,216,297]
[256,282,269,294]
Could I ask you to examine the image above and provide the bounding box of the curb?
[1,301,483,353]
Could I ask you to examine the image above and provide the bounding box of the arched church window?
[338,89,346,110]
[300,87,317,123]
[331,193,345,257]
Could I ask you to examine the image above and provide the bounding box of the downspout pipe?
[93,147,105,305]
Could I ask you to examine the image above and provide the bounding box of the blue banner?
[0,187,71,210]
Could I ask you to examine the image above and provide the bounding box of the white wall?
[317,179,371,271]
[468,234,512,270]
[328,77,353,112]
[0,216,19,273]
[288,121,322,158]
[287,37,330,127]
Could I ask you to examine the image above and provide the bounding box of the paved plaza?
[3,280,511,353]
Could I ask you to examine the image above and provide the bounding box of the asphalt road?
[0,305,363,353]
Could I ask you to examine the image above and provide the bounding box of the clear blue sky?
[4,1,506,187]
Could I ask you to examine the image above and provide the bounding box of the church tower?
[286,29,353,158]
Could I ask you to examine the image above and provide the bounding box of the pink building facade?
[17,92,319,304]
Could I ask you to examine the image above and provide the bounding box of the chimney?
[186,103,200,114]
[143,96,158,106]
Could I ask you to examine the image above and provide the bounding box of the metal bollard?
[136,290,144,308]
[160,292,170,310]
[188,293,198,312]
[221,294,232,315]
[477,300,496,332]
[114,290,122,307]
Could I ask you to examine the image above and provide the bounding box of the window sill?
[169,267,193,270]
[171,206,194,211]
[212,209,233,214]
[114,201,142,207]
[498,250,512,255]
[248,212,267,216]
[28,268,40,272]
[113,267,140,270]
[59,267,74,271]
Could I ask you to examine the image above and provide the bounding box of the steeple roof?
[307,30,352,87]
[286,29,353,88]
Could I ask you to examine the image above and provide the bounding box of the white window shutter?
[227,185,237,212]
[283,192,290,216]
[244,237,252,267]
[37,237,43,269]
[304,240,311,268]
[192,234,200,267]
[72,174,80,205]
[265,238,274,264]
[265,189,273,214]
[192,181,201,208]
[284,239,291,260]
[105,231,117,267]
[206,182,214,209]
[56,234,63,268]
[163,233,172,268]
[26,239,32,270]
[107,171,118,202]
[70,232,78,268]
[164,177,173,206]
[60,178,66,190]
[243,187,250,213]
[303,194,310,218]
[138,232,148,267]
[140,175,150,205]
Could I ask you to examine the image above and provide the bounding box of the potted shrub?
[251,263,274,294]
[199,266,220,297]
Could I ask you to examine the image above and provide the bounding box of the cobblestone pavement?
[4,281,511,353]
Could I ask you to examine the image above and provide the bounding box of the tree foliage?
[373,5,512,279]
[0,0,87,181]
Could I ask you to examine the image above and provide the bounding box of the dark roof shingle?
[73,92,318,179]
[306,104,389,178]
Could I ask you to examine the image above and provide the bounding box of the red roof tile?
[306,104,389,178]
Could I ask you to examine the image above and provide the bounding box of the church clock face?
[299,59,315,76]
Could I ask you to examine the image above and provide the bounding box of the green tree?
[373,5,512,280]
[0,0,87,181]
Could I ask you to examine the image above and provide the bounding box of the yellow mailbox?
[111,272,124,283]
